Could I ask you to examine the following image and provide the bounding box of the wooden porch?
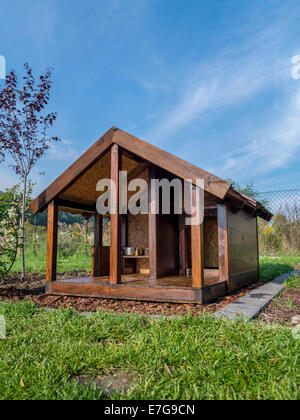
[47,269,227,304]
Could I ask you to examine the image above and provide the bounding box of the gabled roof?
[29,127,272,220]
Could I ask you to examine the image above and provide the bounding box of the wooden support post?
[191,222,204,287]
[191,190,204,288]
[148,166,158,280]
[110,144,122,284]
[178,214,187,276]
[46,200,58,282]
[217,203,230,286]
[93,213,103,277]
[256,216,259,280]
[121,215,128,247]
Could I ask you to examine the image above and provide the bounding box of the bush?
[0,190,21,275]
[258,204,300,255]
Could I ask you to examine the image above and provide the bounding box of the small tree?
[0,188,21,276]
[3,180,35,222]
[0,63,60,279]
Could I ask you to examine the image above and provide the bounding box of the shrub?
[0,190,21,275]
[258,204,300,255]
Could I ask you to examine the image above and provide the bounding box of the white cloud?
[143,13,293,147]
[215,88,300,177]
[291,55,300,80]
[140,15,300,183]
[145,113,157,120]
[146,51,288,144]
[47,139,81,161]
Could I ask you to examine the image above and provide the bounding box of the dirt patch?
[75,371,135,394]
[0,272,268,316]
[0,273,46,294]
[0,271,89,292]
[259,278,300,326]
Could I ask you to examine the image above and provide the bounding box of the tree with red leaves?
[0,63,60,279]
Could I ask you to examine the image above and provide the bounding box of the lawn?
[259,255,300,280]
[1,256,299,400]
[0,300,299,400]
[9,251,300,281]
[10,249,92,274]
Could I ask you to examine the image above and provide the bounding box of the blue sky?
[1,0,300,195]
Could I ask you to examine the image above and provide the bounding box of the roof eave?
[29,127,116,215]
[226,188,273,221]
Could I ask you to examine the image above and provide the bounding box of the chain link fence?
[257,189,300,218]
[256,189,300,254]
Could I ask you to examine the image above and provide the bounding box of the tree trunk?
[21,175,27,280]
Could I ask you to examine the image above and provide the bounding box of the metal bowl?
[123,247,136,256]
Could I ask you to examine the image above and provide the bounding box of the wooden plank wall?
[148,166,179,279]
[93,214,103,277]
[218,203,229,285]
[156,213,179,277]
[128,213,149,272]
[184,218,218,273]
[227,208,259,290]
[204,218,218,268]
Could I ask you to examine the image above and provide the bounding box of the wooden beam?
[217,203,230,286]
[113,128,231,200]
[110,144,122,284]
[127,162,151,184]
[178,214,187,276]
[30,127,115,215]
[191,224,204,287]
[46,201,58,282]
[93,214,103,277]
[191,190,204,288]
[57,199,96,214]
[148,166,158,280]
[121,215,128,247]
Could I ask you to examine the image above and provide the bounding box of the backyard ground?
[0,255,299,400]
[258,274,300,325]
[0,255,299,316]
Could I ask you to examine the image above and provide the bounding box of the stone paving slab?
[213,270,299,321]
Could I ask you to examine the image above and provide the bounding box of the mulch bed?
[0,272,268,316]
[259,276,300,326]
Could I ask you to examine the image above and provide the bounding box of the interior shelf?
[122,255,149,259]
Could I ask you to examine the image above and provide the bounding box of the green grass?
[9,249,300,280]
[10,249,92,274]
[283,275,300,290]
[259,255,300,281]
[272,275,300,309]
[0,300,299,400]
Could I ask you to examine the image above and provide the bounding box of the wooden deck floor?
[48,269,227,304]
[56,269,220,287]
